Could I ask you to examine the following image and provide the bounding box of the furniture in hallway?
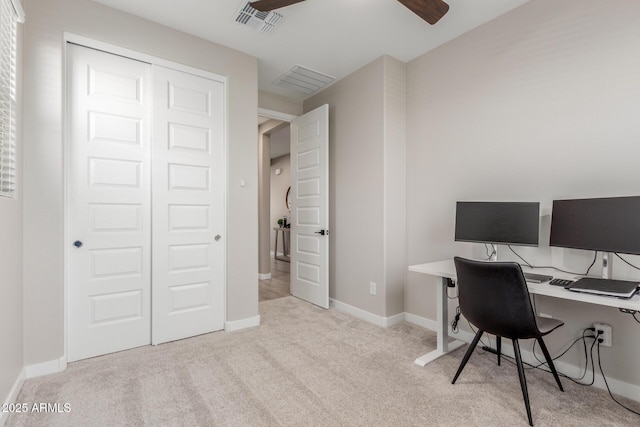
[273,226,290,262]
[451,257,564,426]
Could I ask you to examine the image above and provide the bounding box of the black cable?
[530,329,597,384]
[596,342,640,416]
[614,253,640,271]
[507,245,598,275]
[451,306,461,333]
[484,244,494,261]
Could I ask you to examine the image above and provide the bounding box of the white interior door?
[151,65,225,344]
[67,44,152,361]
[290,104,329,308]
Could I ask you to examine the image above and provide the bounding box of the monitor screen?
[455,202,540,246]
[550,196,640,255]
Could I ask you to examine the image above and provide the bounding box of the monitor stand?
[490,244,498,262]
[602,252,613,279]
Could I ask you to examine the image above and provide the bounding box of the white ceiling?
[92,0,529,100]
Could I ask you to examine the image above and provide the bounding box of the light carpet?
[8,296,639,426]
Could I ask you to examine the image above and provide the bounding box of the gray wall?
[405,0,640,386]
[259,91,302,117]
[0,17,23,414]
[23,0,258,367]
[304,56,407,318]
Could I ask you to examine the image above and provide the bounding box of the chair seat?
[535,316,564,335]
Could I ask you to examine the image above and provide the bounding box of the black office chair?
[452,257,564,426]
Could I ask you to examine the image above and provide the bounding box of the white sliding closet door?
[67,44,226,360]
[67,44,152,362]
[151,65,225,345]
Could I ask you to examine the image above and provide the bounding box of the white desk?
[408,259,640,367]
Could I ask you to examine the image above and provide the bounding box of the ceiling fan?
[251,0,449,25]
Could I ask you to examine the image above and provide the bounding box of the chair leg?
[537,337,564,392]
[513,339,533,426]
[452,329,484,384]
[496,336,502,366]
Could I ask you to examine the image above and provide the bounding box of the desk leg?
[414,277,465,367]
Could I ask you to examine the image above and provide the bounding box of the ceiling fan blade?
[397,0,449,25]
[251,0,306,12]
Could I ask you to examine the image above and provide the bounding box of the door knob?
[73,240,83,248]
[214,235,221,241]
[314,230,329,236]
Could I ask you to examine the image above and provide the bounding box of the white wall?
[270,154,291,252]
[0,18,23,419]
[405,0,640,387]
[22,0,258,367]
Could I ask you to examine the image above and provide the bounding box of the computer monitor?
[550,196,640,279]
[455,202,540,260]
[550,196,640,255]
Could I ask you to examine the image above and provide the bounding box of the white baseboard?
[225,315,261,332]
[258,273,271,280]
[25,356,67,379]
[1,368,26,427]
[408,324,640,404]
[404,312,438,332]
[330,298,405,328]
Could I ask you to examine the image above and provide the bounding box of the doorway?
[258,115,292,302]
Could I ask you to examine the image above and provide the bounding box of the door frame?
[63,33,229,365]
[257,108,296,290]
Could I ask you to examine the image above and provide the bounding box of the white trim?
[258,108,297,123]
[1,368,25,426]
[225,315,261,332]
[63,33,227,84]
[404,312,439,332]
[258,273,271,280]
[330,298,404,328]
[10,0,24,23]
[25,356,67,379]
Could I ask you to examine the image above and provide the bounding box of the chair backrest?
[453,257,540,339]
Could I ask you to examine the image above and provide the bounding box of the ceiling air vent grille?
[274,65,336,95]
[235,2,283,35]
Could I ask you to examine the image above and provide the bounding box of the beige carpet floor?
[7,296,639,426]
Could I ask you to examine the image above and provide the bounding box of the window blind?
[0,0,22,197]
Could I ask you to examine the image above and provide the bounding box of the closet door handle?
[73,240,83,248]
[214,235,221,242]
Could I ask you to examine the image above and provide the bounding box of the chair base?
[452,332,564,426]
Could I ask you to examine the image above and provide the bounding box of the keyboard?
[549,278,574,288]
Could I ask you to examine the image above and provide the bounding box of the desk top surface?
[409,259,640,311]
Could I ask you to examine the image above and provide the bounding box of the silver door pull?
[214,235,221,241]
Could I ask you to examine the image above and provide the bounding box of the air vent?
[235,2,283,35]
[274,65,336,95]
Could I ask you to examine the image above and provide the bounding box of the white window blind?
[0,0,23,197]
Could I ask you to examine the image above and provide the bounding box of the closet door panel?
[152,66,225,344]
[67,44,152,362]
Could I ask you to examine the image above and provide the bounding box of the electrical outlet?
[369,281,377,296]
[593,323,612,347]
